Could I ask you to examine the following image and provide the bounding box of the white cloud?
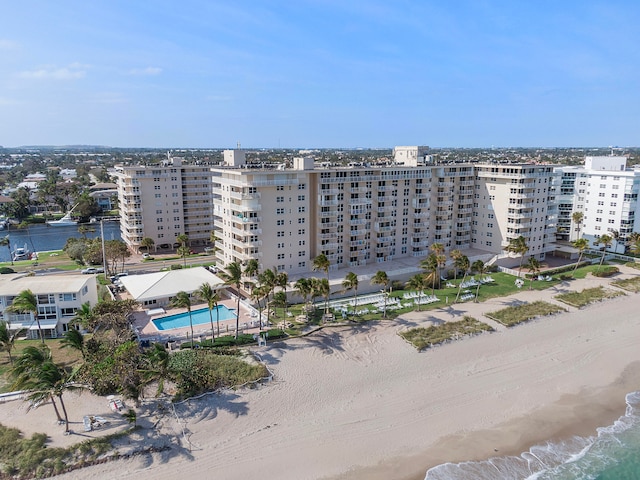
[18,64,87,80]
[0,39,19,50]
[128,66,162,76]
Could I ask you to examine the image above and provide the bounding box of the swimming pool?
[152,305,237,331]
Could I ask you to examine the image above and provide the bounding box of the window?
[37,294,55,304]
[60,307,77,317]
[298,195,305,201]
[298,261,306,267]
[299,240,305,246]
[298,229,305,235]
[298,206,306,213]
[276,208,285,215]
[277,219,284,226]
[298,251,306,257]
[276,196,285,203]
[58,293,77,302]
[298,218,305,224]
[277,231,285,237]
[298,184,306,190]
[277,253,285,259]
[277,186,284,191]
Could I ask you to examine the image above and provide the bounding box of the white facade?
[0,274,99,339]
[554,156,640,252]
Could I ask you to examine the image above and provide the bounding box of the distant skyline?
[1,1,639,149]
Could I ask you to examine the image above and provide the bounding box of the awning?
[10,318,60,330]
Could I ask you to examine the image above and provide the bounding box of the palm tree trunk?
[49,394,63,423]
[58,394,70,433]
[216,308,220,337]
[572,252,583,276]
[35,317,45,345]
[208,310,215,342]
[188,311,194,345]
[235,296,240,340]
[455,272,468,303]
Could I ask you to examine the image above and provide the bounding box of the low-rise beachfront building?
[114,155,214,253]
[118,266,223,310]
[554,156,640,252]
[0,274,99,339]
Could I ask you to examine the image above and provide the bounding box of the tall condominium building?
[474,164,557,258]
[115,157,214,252]
[211,148,556,279]
[555,156,640,252]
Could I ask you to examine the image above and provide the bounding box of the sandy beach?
[2,268,639,480]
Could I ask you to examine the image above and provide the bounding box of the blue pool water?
[152,305,237,331]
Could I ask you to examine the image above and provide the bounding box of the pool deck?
[131,296,266,343]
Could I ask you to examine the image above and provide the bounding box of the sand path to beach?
[1,268,637,480]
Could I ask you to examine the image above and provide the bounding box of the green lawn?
[486,301,567,327]
[554,286,625,308]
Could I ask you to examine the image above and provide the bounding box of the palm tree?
[170,291,194,344]
[72,302,94,331]
[77,224,95,240]
[371,270,390,318]
[571,238,589,277]
[244,259,260,282]
[10,346,76,433]
[177,245,190,268]
[454,255,471,303]
[251,284,269,331]
[341,272,359,315]
[0,321,26,365]
[219,262,243,339]
[294,277,313,321]
[317,279,331,322]
[450,249,462,281]
[0,235,12,265]
[525,256,541,290]
[142,342,171,396]
[406,274,428,311]
[627,232,640,256]
[258,268,277,324]
[312,254,331,314]
[429,243,446,285]
[176,233,189,248]
[572,211,584,240]
[140,237,155,254]
[275,271,289,317]
[420,253,439,295]
[471,260,486,302]
[506,236,528,277]
[593,233,613,272]
[196,282,220,342]
[60,328,85,359]
[6,289,44,344]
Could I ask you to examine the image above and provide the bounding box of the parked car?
[82,267,104,274]
[142,253,151,259]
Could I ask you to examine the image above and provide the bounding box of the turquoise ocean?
[424,391,640,480]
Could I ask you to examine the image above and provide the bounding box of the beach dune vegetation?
[486,301,566,327]
[555,286,624,308]
[399,316,493,351]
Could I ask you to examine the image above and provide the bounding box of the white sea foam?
[424,391,640,480]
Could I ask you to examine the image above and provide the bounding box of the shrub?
[170,264,183,270]
[179,341,200,349]
[0,267,15,274]
[592,266,619,277]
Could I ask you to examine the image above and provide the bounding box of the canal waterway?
[0,221,122,263]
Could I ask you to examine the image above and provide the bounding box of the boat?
[12,243,31,262]
[47,204,79,227]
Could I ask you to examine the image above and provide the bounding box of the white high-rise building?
[555,156,640,252]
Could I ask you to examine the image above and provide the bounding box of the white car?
[142,253,151,259]
[82,267,104,274]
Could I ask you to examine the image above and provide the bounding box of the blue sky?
[1,1,638,148]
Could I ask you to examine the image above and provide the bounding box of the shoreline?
[4,269,640,480]
[338,363,639,480]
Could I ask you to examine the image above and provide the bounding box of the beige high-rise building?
[115,156,213,252]
[473,164,557,260]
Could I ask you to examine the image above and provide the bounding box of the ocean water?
[424,391,640,480]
